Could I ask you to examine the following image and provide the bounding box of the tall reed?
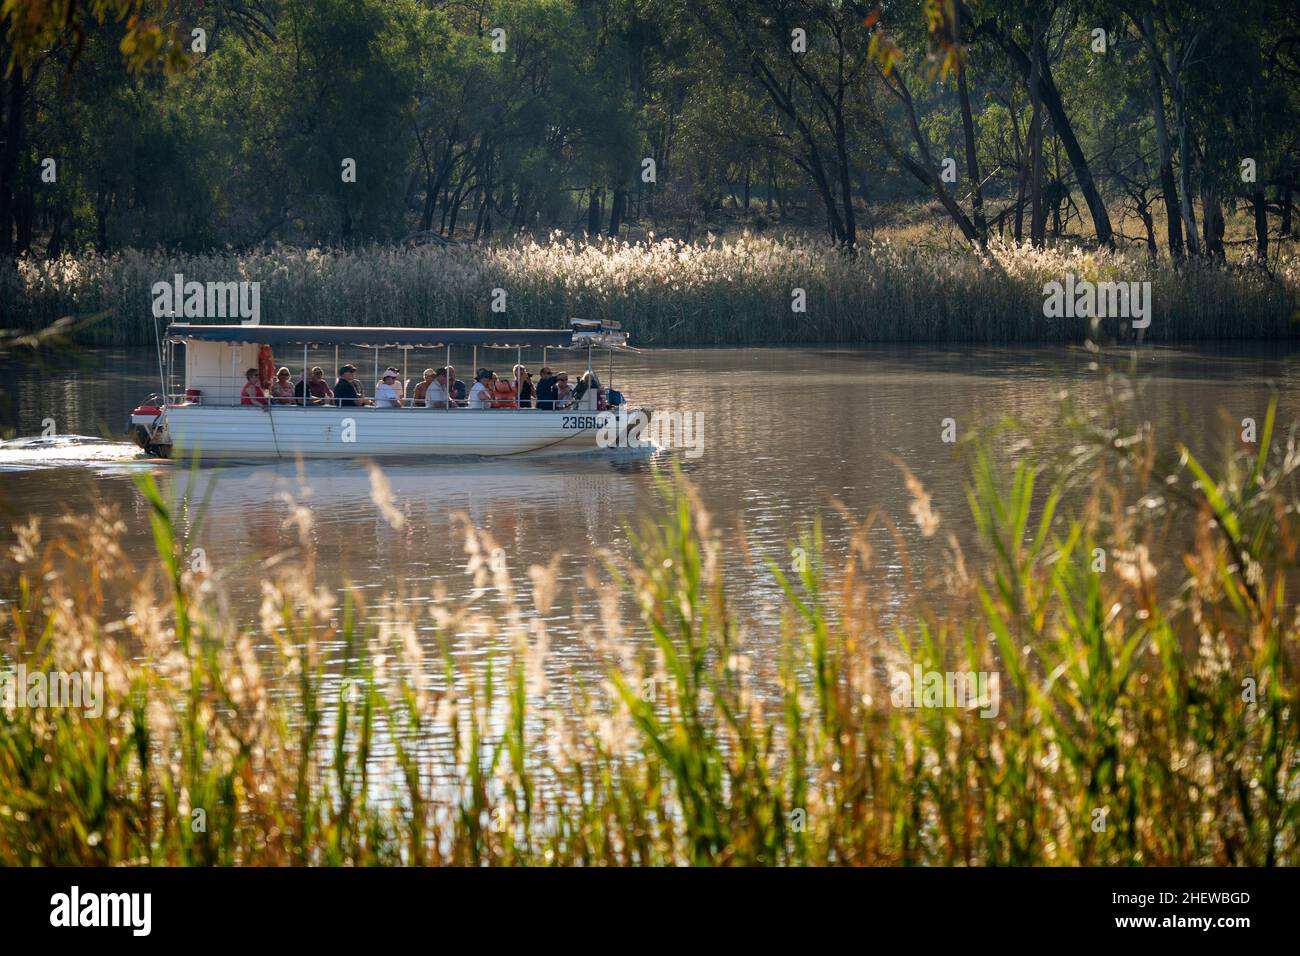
[4,234,1296,347]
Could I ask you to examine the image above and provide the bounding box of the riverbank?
[4,234,1297,348]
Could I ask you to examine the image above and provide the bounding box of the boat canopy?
[165,324,592,349]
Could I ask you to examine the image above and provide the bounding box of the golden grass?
[4,231,1297,347]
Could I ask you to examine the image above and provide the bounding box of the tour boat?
[128,320,651,460]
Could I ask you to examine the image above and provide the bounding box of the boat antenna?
[154,310,171,400]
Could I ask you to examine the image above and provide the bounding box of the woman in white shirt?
[554,372,574,409]
[467,369,494,409]
[374,370,403,407]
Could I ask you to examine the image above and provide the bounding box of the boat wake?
[0,434,147,472]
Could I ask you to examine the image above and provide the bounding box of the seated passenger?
[445,365,467,405]
[535,366,557,410]
[554,372,574,409]
[424,367,452,408]
[374,369,403,407]
[412,368,436,407]
[383,367,406,404]
[516,365,534,408]
[574,369,601,408]
[296,366,334,405]
[241,368,269,409]
[467,369,494,409]
[270,367,296,404]
[491,370,518,408]
[334,365,373,407]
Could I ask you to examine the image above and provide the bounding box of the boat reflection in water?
[161,451,659,615]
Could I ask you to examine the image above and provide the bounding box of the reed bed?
[1,389,1298,865]
[3,234,1297,347]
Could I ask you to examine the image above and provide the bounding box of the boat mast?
[154,310,170,401]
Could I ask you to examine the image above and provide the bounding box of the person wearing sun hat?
[374,368,403,407]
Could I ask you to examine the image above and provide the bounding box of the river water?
[1,343,1296,725]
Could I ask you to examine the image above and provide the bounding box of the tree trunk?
[1141,13,1182,260]
[586,186,602,237]
[15,180,33,254]
[608,184,626,237]
[1010,88,1026,242]
[473,192,488,239]
[1253,188,1268,265]
[832,113,856,247]
[1170,57,1200,255]
[0,70,26,258]
[1200,187,1224,258]
[1279,178,1293,237]
[46,201,66,259]
[419,137,455,232]
[1028,27,1046,247]
[957,64,986,244]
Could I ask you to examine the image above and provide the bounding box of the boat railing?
[164,391,589,411]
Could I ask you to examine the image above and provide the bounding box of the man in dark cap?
[334,365,373,407]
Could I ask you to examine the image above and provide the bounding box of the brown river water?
[1,343,1297,741]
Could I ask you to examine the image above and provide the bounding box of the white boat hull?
[160,405,648,460]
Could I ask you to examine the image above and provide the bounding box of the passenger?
[516,365,534,408]
[491,370,518,408]
[241,368,269,409]
[334,364,373,407]
[270,367,296,404]
[554,372,574,409]
[412,368,436,407]
[424,367,452,408]
[467,368,494,409]
[375,369,403,407]
[535,366,558,410]
[445,365,467,406]
[383,367,406,404]
[296,366,334,406]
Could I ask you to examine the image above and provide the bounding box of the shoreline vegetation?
[2,390,1296,865]
[4,233,1298,349]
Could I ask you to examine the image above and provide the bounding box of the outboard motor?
[127,394,165,453]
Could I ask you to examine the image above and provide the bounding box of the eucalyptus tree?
[687,0,874,246]
[964,0,1116,247]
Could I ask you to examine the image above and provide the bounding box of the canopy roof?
[165,324,610,350]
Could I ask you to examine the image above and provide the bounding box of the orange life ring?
[258,344,275,388]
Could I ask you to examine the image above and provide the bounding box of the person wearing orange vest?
[490,371,518,408]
